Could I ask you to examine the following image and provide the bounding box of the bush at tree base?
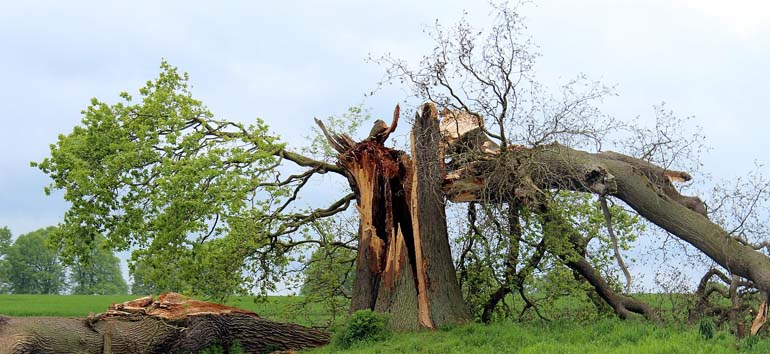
[332,310,391,348]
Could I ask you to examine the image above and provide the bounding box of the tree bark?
[0,294,328,354]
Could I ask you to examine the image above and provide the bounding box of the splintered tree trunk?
[324,104,471,330]
[409,104,471,328]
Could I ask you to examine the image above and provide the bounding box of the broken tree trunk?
[0,293,329,354]
[318,104,471,330]
[318,102,770,326]
[437,107,770,322]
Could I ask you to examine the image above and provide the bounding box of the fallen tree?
[0,293,329,354]
[33,2,770,336]
[313,100,770,330]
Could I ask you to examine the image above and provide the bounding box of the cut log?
[0,293,329,354]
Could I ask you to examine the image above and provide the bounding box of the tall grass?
[308,319,762,354]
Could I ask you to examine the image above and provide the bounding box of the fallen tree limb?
[0,293,329,354]
[443,140,770,295]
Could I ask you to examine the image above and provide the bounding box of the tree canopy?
[34,61,349,298]
[0,227,12,293]
[69,235,127,295]
[1,227,65,294]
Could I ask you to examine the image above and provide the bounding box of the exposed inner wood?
[322,104,470,330]
[751,295,768,336]
[336,139,426,328]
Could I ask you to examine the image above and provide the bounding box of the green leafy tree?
[69,235,128,294]
[5,227,65,294]
[300,246,355,298]
[129,258,164,295]
[456,191,645,322]
[27,2,770,334]
[0,226,12,293]
[34,61,352,298]
[297,220,356,324]
[0,226,10,254]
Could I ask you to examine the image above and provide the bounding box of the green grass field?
[0,294,137,317]
[2,295,768,353]
[0,294,330,326]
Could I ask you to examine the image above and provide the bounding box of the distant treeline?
[0,226,127,295]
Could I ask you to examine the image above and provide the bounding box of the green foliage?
[739,335,761,351]
[0,227,126,295]
[698,317,715,340]
[456,191,644,322]
[0,227,10,255]
[69,235,127,295]
[34,60,296,298]
[552,192,642,286]
[332,310,391,348]
[296,218,356,325]
[0,226,12,293]
[129,259,158,295]
[3,227,65,294]
[299,247,355,296]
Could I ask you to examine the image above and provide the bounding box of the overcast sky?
[1,0,769,289]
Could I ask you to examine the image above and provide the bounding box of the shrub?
[698,317,715,340]
[332,310,391,348]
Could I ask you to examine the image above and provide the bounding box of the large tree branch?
[278,149,343,174]
[445,141,770,294]
[539,205,657,320]
[599,196,633,293]
[189,114,343,174]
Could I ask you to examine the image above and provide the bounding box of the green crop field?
[2,294,768,353]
